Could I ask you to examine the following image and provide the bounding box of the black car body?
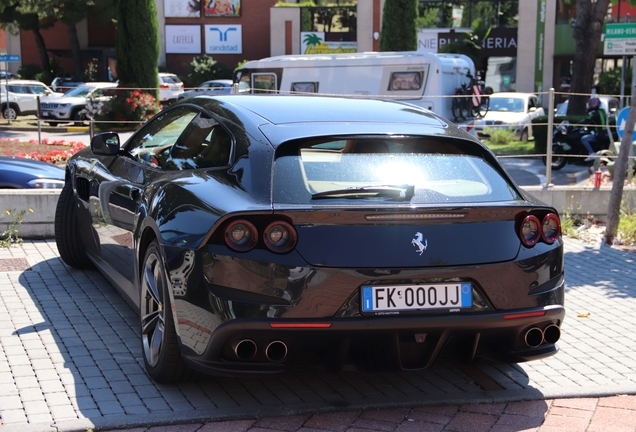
[55,95,565,382]
[0,156,65,188]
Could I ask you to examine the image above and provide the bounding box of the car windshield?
[489,97,525,113]
[64,86,94,97]
[273,138,519,205]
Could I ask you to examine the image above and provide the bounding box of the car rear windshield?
[273,137,520,205]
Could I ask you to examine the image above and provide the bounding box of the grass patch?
[483,140,537,156]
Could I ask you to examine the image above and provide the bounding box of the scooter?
[543,121,610,170]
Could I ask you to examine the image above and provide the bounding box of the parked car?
[0,80,63,120]
[0,71,15,80]
[474,92,545,141]
[39,82,117,126]
[0,156,65,188]
[55,95,565,382]
[50,77,86,93]
[555,96,620,118]
[158,72,184,104]
[178,79,249,100]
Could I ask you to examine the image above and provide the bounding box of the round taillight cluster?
[519,213,561,247]
[224,219,297,253]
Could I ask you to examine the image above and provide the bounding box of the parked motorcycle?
[543,121,610,170]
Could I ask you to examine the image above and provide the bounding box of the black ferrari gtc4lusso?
[55,95,565,382]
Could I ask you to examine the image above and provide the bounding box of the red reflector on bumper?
[269,323,332,328]
[504,311,546,320]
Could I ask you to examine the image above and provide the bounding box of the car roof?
[1,80,49,85]
[490,92,535,99]
[197,95,447,126]
[80,82,117,88]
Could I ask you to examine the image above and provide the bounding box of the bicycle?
[451,68,490,122]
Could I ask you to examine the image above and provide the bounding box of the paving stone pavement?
[0,237,635,432]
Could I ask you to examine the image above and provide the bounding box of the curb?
[0,124,89,133]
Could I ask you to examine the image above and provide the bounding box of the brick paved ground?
[0,237,635,432]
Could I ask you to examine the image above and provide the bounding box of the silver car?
[39,82,116,126]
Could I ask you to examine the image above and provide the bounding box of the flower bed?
[0,138,86,164]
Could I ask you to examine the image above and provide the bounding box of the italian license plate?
[361,283,472,313]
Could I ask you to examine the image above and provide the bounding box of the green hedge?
[532,115,618,154]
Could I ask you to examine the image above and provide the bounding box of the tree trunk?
[31,23,51,77]
[67,23,84,81]
[567,0,610,116]
[604,85,636,245]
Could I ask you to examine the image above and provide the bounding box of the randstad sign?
[205,25,242,54]
[301,32,356,55]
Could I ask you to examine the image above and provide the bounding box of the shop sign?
[164,0,200,17]
[301,32,356,54]
[604,23,636,55]
[166,25,201,54]
[205,24,242,54]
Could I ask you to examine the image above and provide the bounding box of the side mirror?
[529,107,537,112]
[91,132,120,156]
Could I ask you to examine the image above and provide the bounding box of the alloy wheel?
[141,251,166,368]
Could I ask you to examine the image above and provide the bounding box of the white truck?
[234,51,475,123]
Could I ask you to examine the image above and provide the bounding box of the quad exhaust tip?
[265,340,288,362]
[524,324,561,348]
[234,339,257,360]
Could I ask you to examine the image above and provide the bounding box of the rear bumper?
[181,304,565,376]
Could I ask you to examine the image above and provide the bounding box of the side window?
[389,72,422,91]
[28,85,48,95]
[291,82,318,94]
[163,113,233,170]
[252,73,277,94]
[8,85,29,94]
[127,107,198,168]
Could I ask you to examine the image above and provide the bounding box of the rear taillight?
[263,221,297,253]
[180,82,184,88]
[224,220,258,252]
[518,213,561,247]
[223,219,297,253]
[159,83,169,89]
[541,213,561,244]
[520,215,541,247]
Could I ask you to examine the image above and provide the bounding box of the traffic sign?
[616,107,636,141]
[604,23,636,55]
[0,55,20,62]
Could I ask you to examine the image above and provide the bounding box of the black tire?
[542,143,568,170]
[460,96,471,120]
[475,95,489,118]
[140,240,194,383]
[1,104,17,120]
[71,108,85,126]
[55,181,94,268]
[452,98,463,121]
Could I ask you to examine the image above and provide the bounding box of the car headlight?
[27,179,65,189]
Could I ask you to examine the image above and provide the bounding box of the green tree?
[54,0,117,80]
[0,0,55,79]
[115,0,159,98]
[567,0,611,115]
[380,0,418,52]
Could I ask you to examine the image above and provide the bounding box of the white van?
[234,51,475,122]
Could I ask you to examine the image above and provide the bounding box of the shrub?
[86,87,161,130]
[17,64,43,80]
[483,127,516,145]
[380,0,418,51]
[186,55,233,87]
